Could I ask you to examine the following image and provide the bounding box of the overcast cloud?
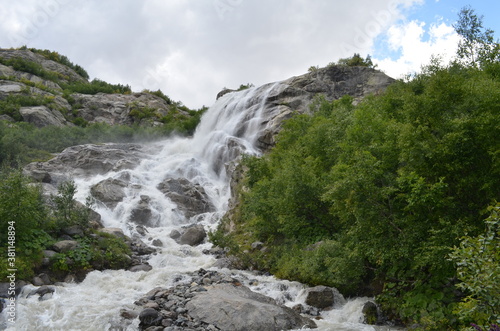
[0,0,460,108]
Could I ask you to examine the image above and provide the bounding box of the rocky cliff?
[218,65,394,152]
[0,48,191,128]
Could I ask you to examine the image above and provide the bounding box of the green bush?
[214,61,500,328]
[449,204,500,330]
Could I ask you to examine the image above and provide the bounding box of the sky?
[0,0,499,109]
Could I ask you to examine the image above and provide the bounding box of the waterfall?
[1,82,400,331]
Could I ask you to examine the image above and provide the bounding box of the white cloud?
[375,19,460,78]
[0,0,426,108]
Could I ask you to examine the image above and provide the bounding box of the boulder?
[186,283,317,331]
[90,176,129,209]
[52,240,79,253]
[129,264,153,272]
[63,225,84,237]
[178,225,207,246]
[129,195,154,226]
[19,106,70,128]
[157,177,215,219]
[304,285,345,309]
[99,227,125,238]
[138,307,161,328]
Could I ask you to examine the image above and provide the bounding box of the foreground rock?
[132,269,317,331]
[187,283,316,331]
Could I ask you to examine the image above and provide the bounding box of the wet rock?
[120,309,139,319]
[64,274,77,283]
[304,285,345,309]
[129,238,156,255]
[37,273,51,285]
[134,269,317,331]
[186,283,317,331]
[151,239,163,247]
[90,177,128,209]
[157,177,215,219]
[139,307,161,328]
[52,240,79,253]
[129,264,153,272]
[23,143,153,186]
[169,229,181,240]
[178,225,207,246]
[130,195,154,226]
[216,88,236,99]
[35,285,55,297]
[32,277,45,286]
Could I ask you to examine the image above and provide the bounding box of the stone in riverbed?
[178,224,207,246]
[304,285,345,309]
[139,307,161,328]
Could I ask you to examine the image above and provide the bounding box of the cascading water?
[1,82,401,331]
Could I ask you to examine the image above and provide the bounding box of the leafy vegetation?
[212,7,500,330]
[20,45,90,79]
[309,53,376,72]
[0,171,131,281]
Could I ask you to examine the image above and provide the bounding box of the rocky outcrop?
[19,105,71,127]
[24,143,156,186]
[1,48,194,128]
[132,269,317,331]
[256,65,394,151]
[0,49,87,84]
[71,92,187,126]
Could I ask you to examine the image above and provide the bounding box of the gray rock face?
[19,105,70,127]
[0,49,87,84]
[24,143,154,186]
[220,65,394,153]
[157,177,215,219]
[186,283,317,331]
[71,92,186,126]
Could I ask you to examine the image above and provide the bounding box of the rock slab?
[186,283,317,331]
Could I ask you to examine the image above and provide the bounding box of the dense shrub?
[212,61,500,329]
[0,171,130,281]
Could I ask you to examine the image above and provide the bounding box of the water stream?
[1,83,401,331]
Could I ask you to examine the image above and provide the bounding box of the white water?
[1,83,401,331]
